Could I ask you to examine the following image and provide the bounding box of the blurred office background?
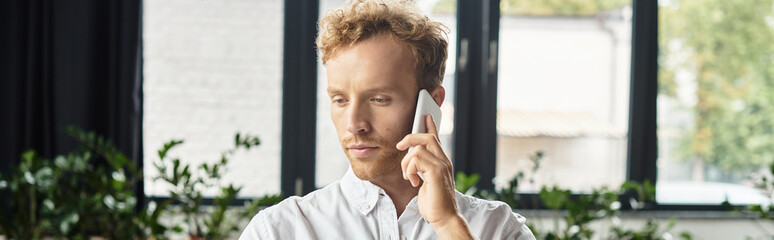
[2,0,774,239]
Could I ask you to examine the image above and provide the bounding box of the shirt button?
[360,203,370,211]
[400,235,407,240]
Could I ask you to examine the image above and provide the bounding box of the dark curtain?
[0,0,143,198]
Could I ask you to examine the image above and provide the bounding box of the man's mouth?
[347,144,379,158]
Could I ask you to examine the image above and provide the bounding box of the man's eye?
[333,99,348,105]
[371,98,390,104]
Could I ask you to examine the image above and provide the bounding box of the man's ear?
[429,86,445,107]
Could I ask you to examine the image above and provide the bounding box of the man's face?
[326,34,419,181]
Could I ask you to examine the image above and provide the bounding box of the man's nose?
[346,101,370,134]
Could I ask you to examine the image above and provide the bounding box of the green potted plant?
[150,133,282,240]
[0,127,158,239]
[0,128,283,239]
[453,150,693,240]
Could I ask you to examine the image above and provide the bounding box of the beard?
[341,132,407,182]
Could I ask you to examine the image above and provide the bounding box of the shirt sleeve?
[512,222,536,240]
[238,212,274,240]
[506,211,536,240]
[463,195,537,240]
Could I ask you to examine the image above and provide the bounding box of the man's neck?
[370,172,419,217]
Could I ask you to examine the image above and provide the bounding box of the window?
[315,0,458,188]
[143,0,283,197]
[496,0,633,193]
[315,0,348,188]
[656,0,774,205]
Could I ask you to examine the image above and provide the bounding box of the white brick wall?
[143,0,283,197]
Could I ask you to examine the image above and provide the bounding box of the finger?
[405,156,421,187]
[401,145,424,180]
[405,149,443,180]
[425,114,439,138]
[403,147,436,186]
[399,134,446,159]
[396,133,440,152]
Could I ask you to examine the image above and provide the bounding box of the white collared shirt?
[239,167,535,240]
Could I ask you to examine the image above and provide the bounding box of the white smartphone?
[409,89,442,181]
[411,89,443,134]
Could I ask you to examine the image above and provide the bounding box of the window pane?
[315,0,347,189]
[315,0,458,188]
[496,0,633,192]
[143,0,283,197]
[657,0,773,205]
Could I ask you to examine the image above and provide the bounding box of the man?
[239,0,534,239]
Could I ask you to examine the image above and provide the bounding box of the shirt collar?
[340,167,382,216]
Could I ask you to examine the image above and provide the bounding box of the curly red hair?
[317,0,449,90]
